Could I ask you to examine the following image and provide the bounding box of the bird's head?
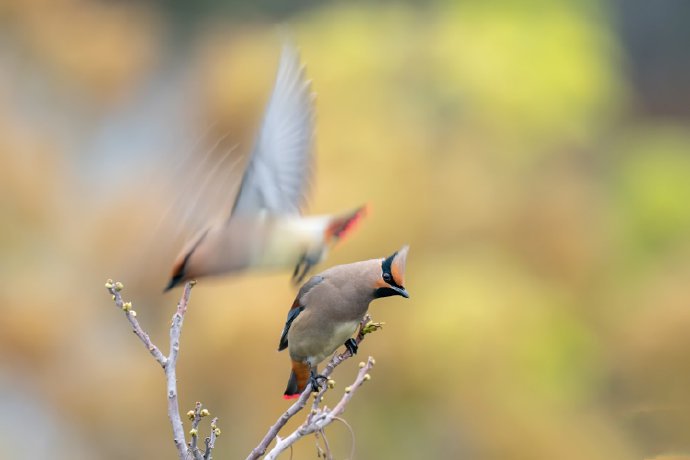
[374,245,410,299]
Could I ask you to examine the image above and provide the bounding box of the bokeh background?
[2,0,690,459]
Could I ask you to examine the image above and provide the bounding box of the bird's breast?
[301,320,359,367]
[250,214,330,268]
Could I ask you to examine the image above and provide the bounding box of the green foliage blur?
[2,1,690,459]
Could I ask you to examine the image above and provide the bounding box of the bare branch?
[316,429,332,460]
[204,417,220,460]
[332,416,356,460]
[264,357,375,460]
[247,315,380,460]
[105,280,167,367]
[185,402,217,460]
[188,402,206,460]
[105,279,197,460]
[167,281,195,457]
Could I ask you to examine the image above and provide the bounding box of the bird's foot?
[291,253,305,281]
[344,338,358,355]
[292,253,316,285]
[309,373,328,392]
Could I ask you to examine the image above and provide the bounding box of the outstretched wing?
[278,275,324,350]
[231,44,315,217]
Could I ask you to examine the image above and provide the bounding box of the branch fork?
[248,315,381,460]
[105,279,219,460]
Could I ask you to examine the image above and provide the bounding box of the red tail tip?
[328,204,369,242]
[283,394,300,400]
[357,203,370,219]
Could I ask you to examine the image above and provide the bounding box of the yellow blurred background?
[2,0,690,458]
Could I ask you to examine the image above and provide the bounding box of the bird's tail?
[324,204,368,244]
[283,360,311,399]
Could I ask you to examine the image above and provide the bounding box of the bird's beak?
[392,285,409,298]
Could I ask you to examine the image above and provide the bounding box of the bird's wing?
[278,275,324,350]
[231,44,315,217]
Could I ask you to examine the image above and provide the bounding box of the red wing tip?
[283,394,300,400]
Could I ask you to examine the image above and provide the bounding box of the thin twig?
[264,357,375,460]
[203,417,220,460]
[319,429,332,460]
[106,282,167,367]
[188,401,206,460]
[332,416,356,460]
[314,432,325,459]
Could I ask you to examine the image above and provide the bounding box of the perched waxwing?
[279,246,410,398]
[164,44,366,291]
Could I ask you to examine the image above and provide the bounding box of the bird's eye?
[383,272,392,283]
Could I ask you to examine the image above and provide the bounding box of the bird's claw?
[292,253,316,284]
[310,373,328,392]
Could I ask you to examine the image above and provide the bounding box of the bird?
[164,44,367,291]
[279,245,410,398]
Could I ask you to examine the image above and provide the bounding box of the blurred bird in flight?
[279,245,409,398]
[165,44,366,291]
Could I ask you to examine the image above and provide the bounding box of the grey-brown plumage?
[164,44,367,291]
[279,246,410,398]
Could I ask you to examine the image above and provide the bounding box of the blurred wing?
[231,44,315,216]
[156,131,243,242]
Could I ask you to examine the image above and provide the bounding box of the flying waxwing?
[164,44,366,291]
[278,246,410,398]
